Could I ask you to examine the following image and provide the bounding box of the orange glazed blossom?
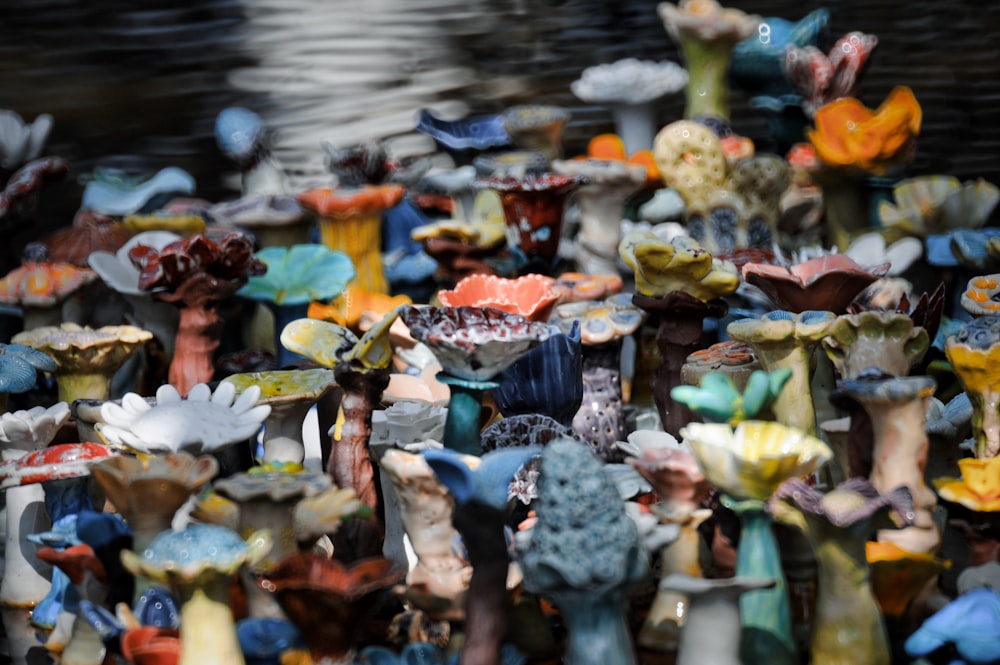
[808,86,922,175]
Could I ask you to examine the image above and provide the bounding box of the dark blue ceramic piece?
[237,617,306,665]
[750,94,809,152]
[134,586,181,629]
[79,600,125,650]
[383,197,431,256]
[494,322,583,427]
[358,641,525,665]
[415,109,511,152]
[75,509,131,550]
[730,9,829,97]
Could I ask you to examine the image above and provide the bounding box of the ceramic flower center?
[820,490,867,517]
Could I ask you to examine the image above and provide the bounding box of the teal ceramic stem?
[555,588,636,665]
[437,373,500,456]
[725,497,797,665]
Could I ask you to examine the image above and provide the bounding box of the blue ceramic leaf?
[414,109,511,152]
[384,249,438,286]
[0,350,40,394]
[78,600,124,645]
[904,588,1000,664]
[943,392,973,428]
[951,228,1000,271]
[926,233,960,268]
[472,446,543,510]
[5,343,57,372]
[81,167,195,215]
[134,586,181,629]
[422,449,477,506]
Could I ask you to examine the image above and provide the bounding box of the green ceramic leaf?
[239,244,355,306]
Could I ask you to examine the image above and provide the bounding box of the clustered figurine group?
[0,2,997,665]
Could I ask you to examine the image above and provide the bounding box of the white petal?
[211,381,236,406]
[121,392,152,416]
[157,384,182,404]
[187,384,212,402]
[231,386,262,415]
[240,404,272,426]
[101,402,137,429]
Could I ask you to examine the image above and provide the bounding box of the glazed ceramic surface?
[402,306,551,382]
[519,439,647,665]
[437,274,558,322]
[97,382,270,455]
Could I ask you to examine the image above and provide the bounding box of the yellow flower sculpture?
[808,86,922,175]
[618,231,739,300]
[934,456,1000,511]
[681,420,832,501]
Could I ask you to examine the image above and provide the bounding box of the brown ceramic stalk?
[157,272,238,396]
[331,363,390,560]
[633,291,727,437]
[451,500,510,665]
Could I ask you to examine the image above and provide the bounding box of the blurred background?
[2,0,998,234]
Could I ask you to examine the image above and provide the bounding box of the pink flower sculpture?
[784,32,879,117]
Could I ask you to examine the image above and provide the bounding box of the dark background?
[1,0,997,247]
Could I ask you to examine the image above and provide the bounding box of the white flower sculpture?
[0,403,71,452]
[97,382,270,454]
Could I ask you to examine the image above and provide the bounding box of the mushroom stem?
[54,371,113,403]
[171,303,223,397]
[633,293,726,438]
[452,500,511,665]
[611,101,657,155]
[330,364,389,560]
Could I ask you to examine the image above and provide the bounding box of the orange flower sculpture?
[581,134,661,187]
[807,86,922,175]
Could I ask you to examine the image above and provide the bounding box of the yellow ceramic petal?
[343,306,403,370]
[278,318,358,369]
[682,420,831,500]
[620,231,738,300]
[956,456,1000,502]
[934,478,1000,512]
[411,220,480,243]
[945,343,1000,396]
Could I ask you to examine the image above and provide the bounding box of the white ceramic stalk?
[661,574,775,665]
[0,469,51,607]
[611,102,656,155]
